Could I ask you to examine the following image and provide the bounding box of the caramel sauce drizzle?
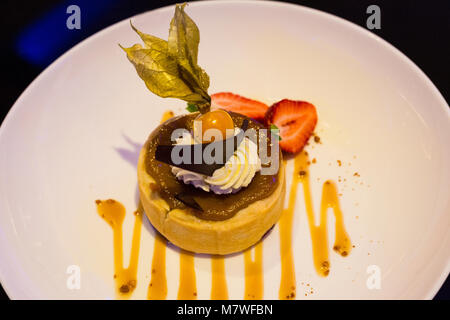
[211,256,229,300]
[278,151,352,298]
[161,110,175,123]
[147,233,168,299]
[297,151,352,277]
[96,199,142,298]
[278,158,298,300]
[244,241,264,300]
[178,250,197,299]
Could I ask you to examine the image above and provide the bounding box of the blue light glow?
[15,0,119,67]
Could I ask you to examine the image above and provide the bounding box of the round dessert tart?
[138,112,285,255]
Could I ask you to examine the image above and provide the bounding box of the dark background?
[0,0,448,300]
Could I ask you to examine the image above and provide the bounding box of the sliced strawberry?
[265,99,318,153]
[211,92,269,121]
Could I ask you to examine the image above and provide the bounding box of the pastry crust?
[138,138,286,255]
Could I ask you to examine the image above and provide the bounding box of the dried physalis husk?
[120,3,211,113]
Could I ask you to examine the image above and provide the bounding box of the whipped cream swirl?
[171,129,261,194]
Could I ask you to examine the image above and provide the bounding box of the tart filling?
[145,112,281,221]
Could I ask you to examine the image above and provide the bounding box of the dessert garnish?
[211,92,269,122]
[120,3,211,114]
[172,124,261,195]
[154,118,249,176]
[265,99,318,153]
[194,109,235,143]
[212,93,318,154]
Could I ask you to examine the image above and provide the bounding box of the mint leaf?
[186,103,199,112]
[270,124,282,141]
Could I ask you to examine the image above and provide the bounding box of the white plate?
[0,1,449,299]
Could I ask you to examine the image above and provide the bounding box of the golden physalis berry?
[193,109,235,143]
